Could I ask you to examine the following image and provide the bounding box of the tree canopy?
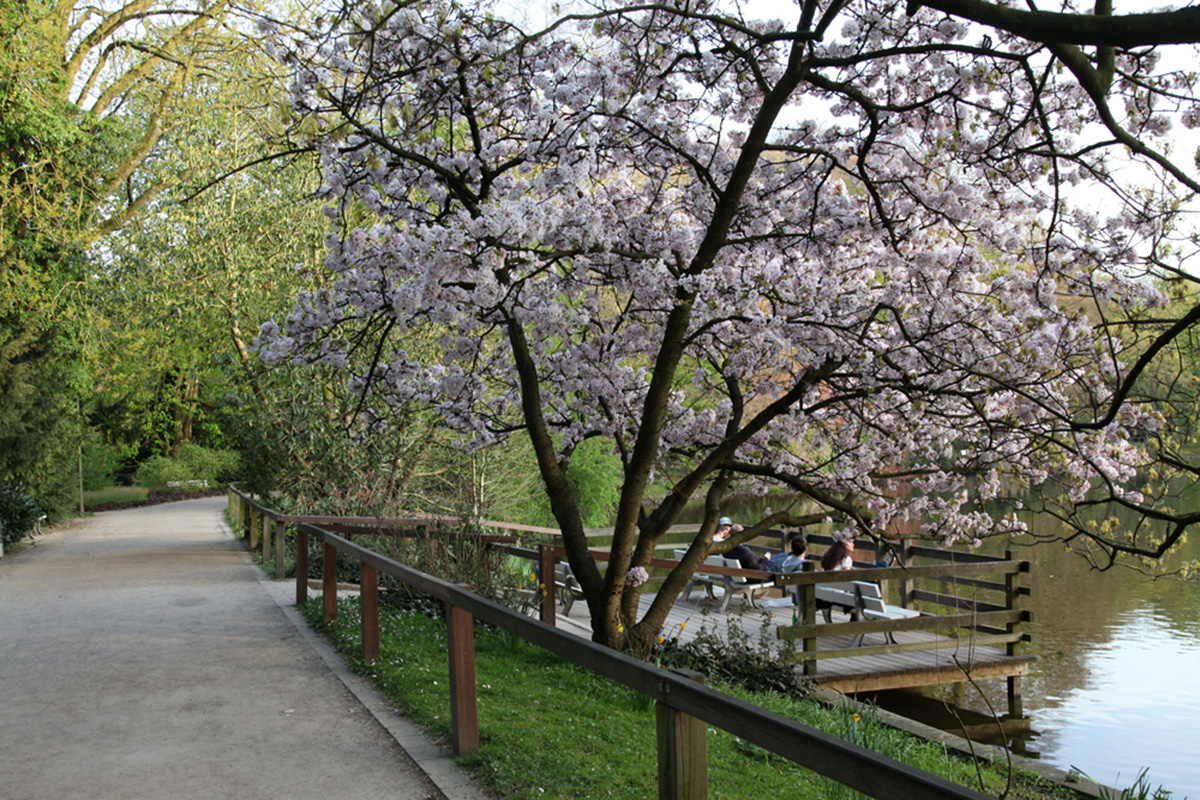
[259,0,1200,648]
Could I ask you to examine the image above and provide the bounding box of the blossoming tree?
[261,0,1200,649]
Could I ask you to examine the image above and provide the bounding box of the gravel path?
[0,496,485,800]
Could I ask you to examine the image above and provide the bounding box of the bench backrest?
[814,580,888,611]
[720,556,773,585]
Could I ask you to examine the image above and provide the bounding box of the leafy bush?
[176,443,241,485]
[134,455,195,491]
[133,444,242,492]
[653,619,812,696]
[0,481,43,548]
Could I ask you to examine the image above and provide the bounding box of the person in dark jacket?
[714,516,772,570]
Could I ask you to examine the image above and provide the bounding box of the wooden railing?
[225,487,997,800]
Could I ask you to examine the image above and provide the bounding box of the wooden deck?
[550,587,1034,696]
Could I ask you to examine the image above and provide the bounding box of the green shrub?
[0,481,43,548]
[176,443,241,485]
[134,455,195,492]
[133,444,242,492]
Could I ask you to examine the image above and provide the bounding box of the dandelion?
[657,636,665,644]
[852,713,861,723]
[679,621,686,630]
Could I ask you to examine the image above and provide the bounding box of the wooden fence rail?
[225,487,995,800]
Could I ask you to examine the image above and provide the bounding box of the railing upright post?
[249,505,260,550]
[446,602,479,755]
[898,537,912,608]
[295,526,309,605]
[1005,549,1028,719]
[539,545,556,625]
[323,540,338,624]
[656,669,707,800]
[800,579,817,677]
[261,513,271,564]
[274,520,287,580]
[361,562,379,663]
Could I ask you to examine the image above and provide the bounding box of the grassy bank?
[302,596,1080,800]
[82,486,150,508]
[81,486,223,512]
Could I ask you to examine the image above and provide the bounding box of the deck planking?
[551,586,1033,695]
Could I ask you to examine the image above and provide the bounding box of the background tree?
[0,0,248,514]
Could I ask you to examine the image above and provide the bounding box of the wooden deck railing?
[225,487,999,800]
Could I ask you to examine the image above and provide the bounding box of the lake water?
[689,496,1200,796]
[921,522,1199,796]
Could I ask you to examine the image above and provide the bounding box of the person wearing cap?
[713,516,772,571]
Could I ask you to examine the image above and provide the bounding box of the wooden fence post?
[657,669,707,800]
[800,581,817,677]
[295,526,309,606]
[249,505,260,549]
[898,537,912,609]
[261,513,271,564]
[447,602,479,755]
[274,520,287,580]
[1005,549,1027,719]
[323,541,338,624]
[539,545,556,625]
[361,563,379,663]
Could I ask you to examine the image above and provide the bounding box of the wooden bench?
[677,550,775,612]
[813,580,922,646]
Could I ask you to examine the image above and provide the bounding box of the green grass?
[302,597,1082,800]
[82,486,149,508]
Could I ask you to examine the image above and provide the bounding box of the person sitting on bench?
[767,530,808,573]
[821,538,894,571]
[714,517,772,571]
